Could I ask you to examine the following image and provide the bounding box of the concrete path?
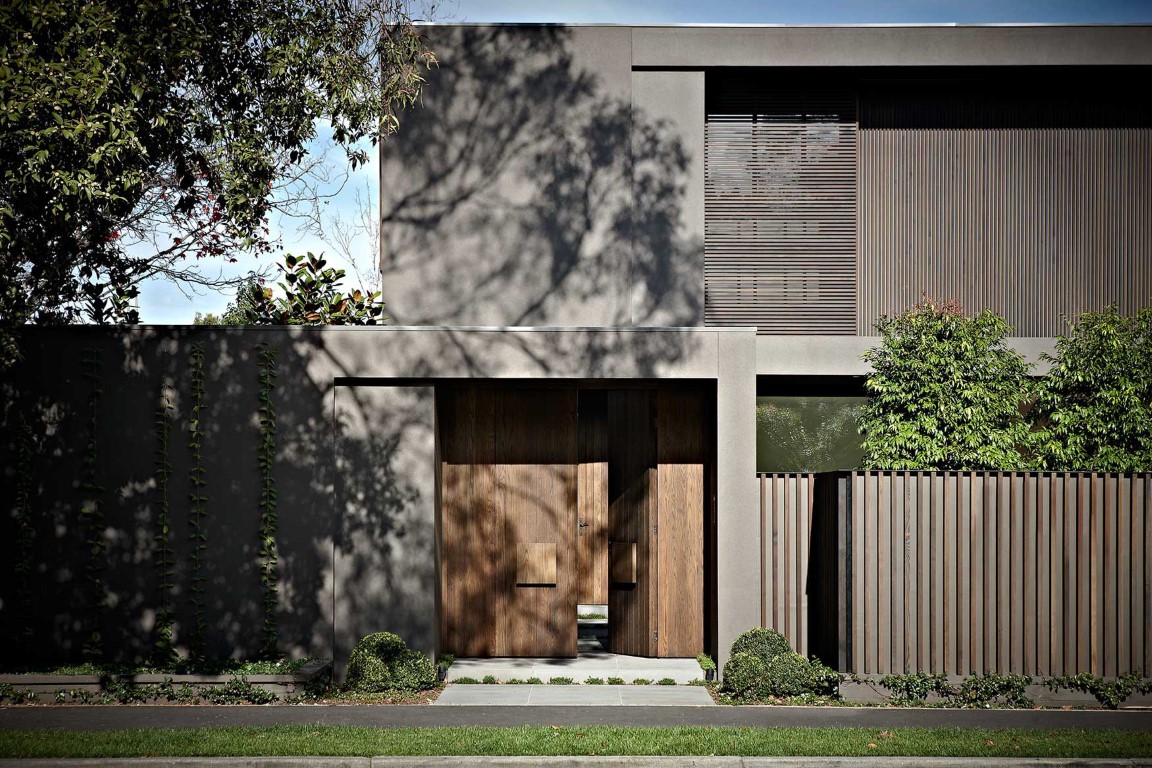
[2,758,1152,767]
[447,652,704,685]
[2,705,1151,731]
[435,684,714,706]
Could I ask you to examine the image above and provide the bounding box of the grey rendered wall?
[379,25,704,328]
[1,325,756,669]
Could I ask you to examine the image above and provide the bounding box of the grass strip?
[1,726,1149,759]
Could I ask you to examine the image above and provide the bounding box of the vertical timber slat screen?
[705,79,857,334]
[759,471,1152,676]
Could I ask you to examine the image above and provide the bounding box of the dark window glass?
[756,396,866,473]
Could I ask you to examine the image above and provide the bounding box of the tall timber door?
[439,385,578,657]
[606,388,707,658]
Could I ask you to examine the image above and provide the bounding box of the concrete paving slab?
[435,685,714,706]
[447,653,703,684]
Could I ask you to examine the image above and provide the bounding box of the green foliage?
[525,677,543,685]
[806,657,843,698]
[80,348,107,661]
[237,253,386,325]
[859,299,1033,470]
[193,276,263,326]
[437,654,455,670]
[630,678,652,686]
[721,652,769,700]
[549,677,575,685]
[0,0,433,333]
[879,672,953,705]
[953,672,1033,709]
[1031,305,1152,471]
[482,675,498,685]
[452,677,481,685]
[344,632,436,693]
[606,677,625,685]
[504,678,527,685]
[765,652,817,697]
[729,627,792,666]
[1046,672,1152,710]
[186,343,207,659]
[657,678,677,686]
[200,677,277,705]
[256,344,279,658]
[151,388,177,667]
[696,653,716,672]
[0,684,36,704]
[584,677,604,685]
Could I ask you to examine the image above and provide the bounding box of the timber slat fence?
[759,471,1152,678]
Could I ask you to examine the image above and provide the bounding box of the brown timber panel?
[835,472,1152,676]
[439,386,577,658]
[656,389,706,658]
[857,86,1152,336]
[705,80,857,334]
[577,390,609,605]
[607,390,657,657]
[496,388,578,657]
[759,473,815,656]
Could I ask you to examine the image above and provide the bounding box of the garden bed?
[0,659,331,704]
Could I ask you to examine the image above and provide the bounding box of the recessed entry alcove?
[436,381,716,659]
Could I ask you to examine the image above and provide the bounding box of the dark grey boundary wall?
[0,326,757,676]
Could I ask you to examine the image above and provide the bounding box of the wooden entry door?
[439,386,578,657]
[605,389,708,658]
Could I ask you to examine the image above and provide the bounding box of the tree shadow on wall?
[381,26,703,355]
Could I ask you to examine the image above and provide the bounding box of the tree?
[238,252,385,325]
[858,299,1033,471]
[1031,304,1152,472]
[1,0,434,348]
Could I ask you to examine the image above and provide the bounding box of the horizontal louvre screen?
[705,80,857,334]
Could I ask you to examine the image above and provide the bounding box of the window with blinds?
[705,76,858,334]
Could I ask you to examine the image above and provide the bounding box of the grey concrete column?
[715,330,760,670]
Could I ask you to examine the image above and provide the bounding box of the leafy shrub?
[859,299,1032,470]
[345,632,436,693]
[657,678,676,686]
[1031,305,1152,471]
[721,652,769,700]
[505,678,527,685]
[481,675,498,685]
[1046,673,1152,710]
[631,678,652,686]
[730,627,792,666]
[526,676,543,685]
[452,677,481,684]
[879,672,952,705]
[807,656,842,698]
[954,672,1033,709]
[696,653,716,672]
[437,653,455,669]
[765,652,817,697]
[606,677,625,685]
[584,677,604,685]
[548,676,574,685]
[201,677,276,705]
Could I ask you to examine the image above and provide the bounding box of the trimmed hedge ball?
[721,651,769,700]
[345,631,437,693]
[765,651,817,697]
[729,627,792,665]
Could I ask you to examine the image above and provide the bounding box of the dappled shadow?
[381,26,703,345]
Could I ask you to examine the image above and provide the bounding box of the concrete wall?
[0,326,757,670]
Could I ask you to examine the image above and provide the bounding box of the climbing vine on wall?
[152,388,178,665]
[187,343,208,659]
[256,344,279,658]
[80,348,107,661]
[13,420,35,649]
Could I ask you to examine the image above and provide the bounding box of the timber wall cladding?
[760,472,1152,677]
[438,386,578,657]
[577,391,609,605]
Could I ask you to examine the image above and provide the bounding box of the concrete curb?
[2,759,1152,767]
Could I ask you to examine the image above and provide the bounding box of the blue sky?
[137,0,1152,323]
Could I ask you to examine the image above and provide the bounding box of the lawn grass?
[0,725,1149,759]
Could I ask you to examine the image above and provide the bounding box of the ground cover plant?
[720,628,840,703]
[1,725,1149,759]
[0,658,320,676]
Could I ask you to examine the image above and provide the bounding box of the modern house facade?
[2,24,1150,675]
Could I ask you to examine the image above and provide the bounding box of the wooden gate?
[439,384,709,658]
